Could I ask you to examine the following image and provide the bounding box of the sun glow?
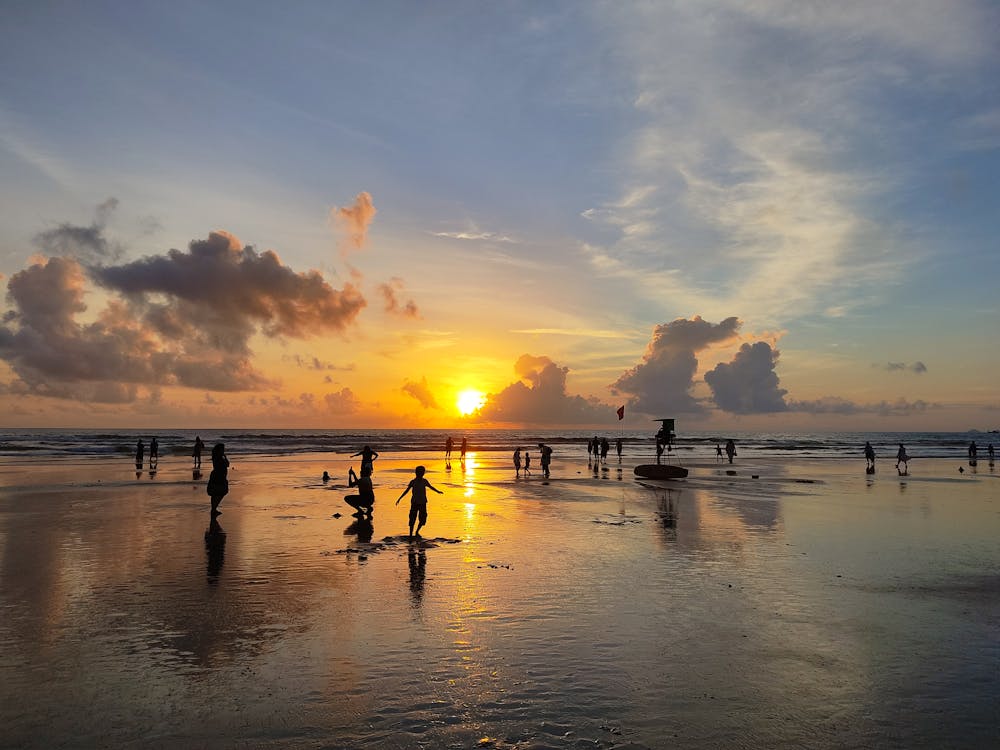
[456,389,485,416]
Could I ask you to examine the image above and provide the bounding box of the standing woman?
[207,443,229,514]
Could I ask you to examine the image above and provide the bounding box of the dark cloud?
[475,354,611,425]
[788,397,934,416]
[786,396,860,414]
[33,198,122,262]
[91,231,366,340]
[1,230,366,400]
[378,278,419,318]
[705,341,789,414]
[283,354,355,372]
[611,316,740,415]
[402,377,438,409]
[882,361,928,374]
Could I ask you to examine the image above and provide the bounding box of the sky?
[1,0,998,431]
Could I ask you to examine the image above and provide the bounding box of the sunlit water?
[1,453,997,748]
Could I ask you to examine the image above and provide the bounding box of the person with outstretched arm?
[396,465,443,539]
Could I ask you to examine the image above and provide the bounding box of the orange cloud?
[331,192,376,256]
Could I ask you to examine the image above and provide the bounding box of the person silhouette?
[716,443,723,462]
[352,445,379,477]
[865,441,876,472]
[538,443,553,478]
[150,437,159,461]
[968,441,978,464]
[445,436,453,459]
[192,435,204,469]
[396,465,443,539]
[207,443,229,514]
[989,443,995,464]
[135,439,144,470]
[523,451,531,475]
[615,438,623,462]
[513,447,522,476]
[345,466,375,517]
[460,437,468,461]
[896,444,909,475]
[725,439,737,464]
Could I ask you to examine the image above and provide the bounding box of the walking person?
[460,437,468,461]
[725,439,737,464]
[513,447,522,477]
[896,444,909,475]
[615,438,623,462]
[396,466,443,540]
[207,443,230,515]
[864,441,876,473]
[135,439,144,470]
[445,436,453,460]
[600,437,610,463]
[523,451,531,475]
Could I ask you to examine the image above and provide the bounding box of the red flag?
[617,405,625,420]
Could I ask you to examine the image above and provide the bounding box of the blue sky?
[1,1,998,429]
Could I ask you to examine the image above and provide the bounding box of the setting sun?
[456,389,486,416]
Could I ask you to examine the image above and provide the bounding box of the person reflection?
[344,514,374,543]
[657,488,679,540]
[204,516,226,583]
[408,549,426,605]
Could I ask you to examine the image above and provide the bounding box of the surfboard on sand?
[634,464,688,479]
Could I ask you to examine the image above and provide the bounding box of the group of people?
[714,440,737,464]
[335,444,442,538]
[587,436,622,463]
[134,437,160,470]
[443,436,468,461]
[967,441,994,465]
[865,440,995,476]
[512,443,554,478]
[864,441,911,475]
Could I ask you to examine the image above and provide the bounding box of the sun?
[456,389,486,416]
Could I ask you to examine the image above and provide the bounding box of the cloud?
[401,376,438,409]
[284,354,355,372]
[378,278,419,318]
[611,316,740,415]
[577,1,1000,326]
[331,192,376,256]
[91,231,365,341]
[883,361,928,374]
[789,396,934,416]
[705,341,789,413]
[431,230,517,243]
[324,387,360,413]
[475,354,611,425]
[0,228,366,400]
[33,198,122,262]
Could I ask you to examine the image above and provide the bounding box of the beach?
[1,449,998,749]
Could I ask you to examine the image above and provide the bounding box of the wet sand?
[1,452,998,749]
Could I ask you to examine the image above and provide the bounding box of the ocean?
[0,427,994,461]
